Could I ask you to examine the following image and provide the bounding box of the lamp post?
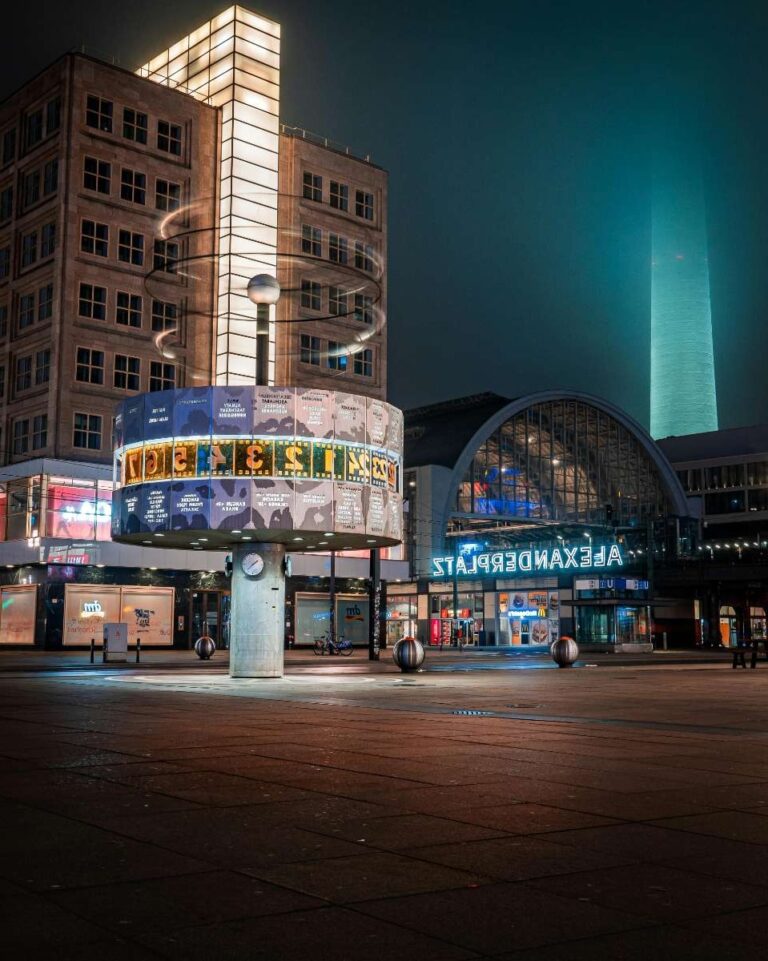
[246,274,281,386]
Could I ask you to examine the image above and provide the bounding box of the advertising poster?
[366,398,389,449]
[170,480,210,532]
[121,396,145,446]
[251,479,295,530]
[63,585,121,646]
[334,392,367,443]
[141,484,171,532]
[212,386,253,435]
[113,409,124,450]
[253,387,295,436]
[294,480,334,532]
[335,483,365,535]
[173,387,212,438]
[143,390,175,441]
[209,479,253,532]
[387,407,404,453]
[296,389,334,438]
[46,484,108,541]
[365,487,387,538]
[121,588,174,647]
[0,585,37,645]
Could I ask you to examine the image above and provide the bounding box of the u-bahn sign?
[431,544,625,578]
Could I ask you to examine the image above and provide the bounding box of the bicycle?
[313,633,354,656]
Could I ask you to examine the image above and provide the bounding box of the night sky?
[3,1,767,431]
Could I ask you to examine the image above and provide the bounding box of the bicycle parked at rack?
[313,632,354,656]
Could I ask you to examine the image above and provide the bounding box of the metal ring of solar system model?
[110,386,404,551]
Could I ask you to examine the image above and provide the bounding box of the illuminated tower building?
[650,150,718,438]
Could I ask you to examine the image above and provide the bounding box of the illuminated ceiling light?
[149,566,158,571]
[324,532,335,537]
[154,533,164,538]
[552,458,560,465]
[231,530,241,535]
[142,540,152,545]
[199,538,208,542]
[366,539,376,544]
[318,541,328,546]
[5,564,12,568]
[292,537,303,542]
[242,536,252,541]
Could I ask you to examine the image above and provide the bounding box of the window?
[120,168,146,204]
[118,229,144,265]
[34,349,50,385]
[2,129,16,166]
[24,109,43,150]
[354,347,373,377]
[78,283,106,320]
[114,354,140,391]
[40,222,55,258]
[0,364,4,397]
[156,179,181,211]
[329,286,348,315]
[149,361,175,391]
[20,230,37,268]
[12,418,29,455]
[300,279,321,310]
[22,169,40,208]
[327,341,348,371]
[747,462,768,487]
[86,95,113,133]
[122,108,148,144]
[43,158,58,195]
[15,355,31,391]
[73,412,102,450]
[329,234,348,265]
[300,334,320,366]
[303,171,322,202]
[153,239,179,273]
[0,248,9,280]
[151,299,177,331]
[0,304,6,337]
[0,185,12,221]
[330,181,348,211]
[18,293,35,329]
[354,293,373,324]
[75,347,104,385]
[32,414,47,450]
[355,190,374,220]
[355,242,374,273]
[116,291,142,328]
[83,156,110,193]
[301,224,321,257]
[81,220,108,257]
[37,283,53,321]
[157,120,182,155]
[45,98,60,136]
[704,491,745,514]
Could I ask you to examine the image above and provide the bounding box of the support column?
[229,543,285,677]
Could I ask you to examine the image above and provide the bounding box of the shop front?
[573,577,652,652]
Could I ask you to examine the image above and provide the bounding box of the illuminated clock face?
[241,552,264,577]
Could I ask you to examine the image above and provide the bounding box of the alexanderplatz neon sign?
[431,544,625,578]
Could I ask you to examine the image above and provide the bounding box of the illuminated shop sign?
[431,544,625,578]
[574,578,648,591]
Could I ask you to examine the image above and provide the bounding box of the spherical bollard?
[194,635,216,660]
[550,635,579,668]
[392,636,425,673]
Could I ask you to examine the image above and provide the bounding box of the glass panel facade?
[456,401,671,527]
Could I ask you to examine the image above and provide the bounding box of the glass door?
[190,591,230,650]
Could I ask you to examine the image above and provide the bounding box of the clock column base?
[229,543,286,677]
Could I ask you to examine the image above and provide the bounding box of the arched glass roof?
[453,397,676,529]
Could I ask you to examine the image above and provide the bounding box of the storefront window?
[719,605,738,647]
[45,477,113,541]
[751,607,766,642]
[497,589,559,647]
[295,592,369,646]
[429,592,483,646]
[387,594,416,645]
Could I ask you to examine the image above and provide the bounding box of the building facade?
[0,5,401,650]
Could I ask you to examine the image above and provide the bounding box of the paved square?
[2,652,768,958]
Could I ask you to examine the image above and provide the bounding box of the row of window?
[303,172,375,221]
[677,461,768,493]
[78,284,179,331]
[83,156,182,210]
[74,348,175,392]
[80,219,179,272]
[10,411,103,455]
[1,95,61,168]
[85,95,183,157]
[301,224,375,272]
[300,280,374,323]
[704,489,768,515]
[299,334,374,377]
[0,157,58,224]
